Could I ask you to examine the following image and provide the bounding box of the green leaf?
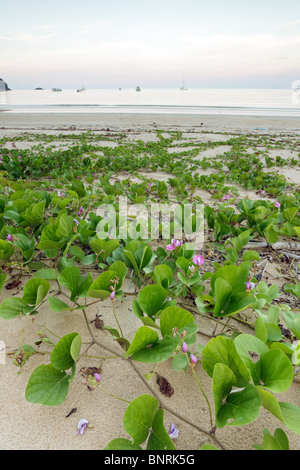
[90,238,119,260]
[0,239,14,260]
[50,332,79,371]
[154,264,173,289]
[160,306,194,338]
[216,384,261,428]
[255,349,293,393]
[242,250,260,262]
[234,334,269,383]
[125,326,159,358]
[278,402,300,435]
[123,394,159,445]
[104,439,142,450]
[88,270,118,299]
[254,428,290,450]
[108,261,127,290]
[255,317,268,343]
[22,200,45,226]
[22,278,50,306]
[25,364,70,406]
[200,444,219,450]
[33,268,58,280]
[57,267,92,301]
[70,334,81,362]
[257,388,300,435]
[284,283,300,299]
[202,336,250,388]
[212,363,236,418]
[130,337,175,363]
[137,285,167,317]
[0,297,25,319]
[146,409,176,450]
[172,352,188,371]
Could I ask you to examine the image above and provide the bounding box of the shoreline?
[0,112,300,134]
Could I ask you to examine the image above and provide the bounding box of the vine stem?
[80,305,227,450]
[189,360,213,428]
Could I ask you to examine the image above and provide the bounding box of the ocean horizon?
[0,87,299,117]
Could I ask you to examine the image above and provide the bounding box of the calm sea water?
[0,88,299,116]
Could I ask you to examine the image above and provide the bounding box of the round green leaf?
[160,306,194,338]
[137,285,167,317]
[257,349,293,393]
[50,332,79,371]
[123,394,159,445]
[216,384,261,428]
[25,364,70,406]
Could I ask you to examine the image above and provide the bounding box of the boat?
[136,86,141,92]
[52,88,62,92]
[76,81,86,92]
[180,79,187,91]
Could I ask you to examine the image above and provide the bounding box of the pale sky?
[1,0,300,89]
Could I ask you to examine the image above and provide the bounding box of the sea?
[0,87,300,117]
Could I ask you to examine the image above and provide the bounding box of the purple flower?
[193,254,204,266]
[190,354,197,365]
[245,281,255,291]
[6,234,13,241]
[182,341,188,353]
[94,373,101,382]
[73,218,79,226]
[57,190,64,197]
[222,194,230,201]
[78,206,84,217]
[274,201,281,208]
[76,419,89,436]
[110,290,115,301]
[169,423,180,439]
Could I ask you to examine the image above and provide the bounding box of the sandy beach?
[0,112,300,451]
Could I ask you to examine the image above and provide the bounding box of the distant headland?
[0,78,11,91]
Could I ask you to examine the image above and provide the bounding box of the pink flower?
[57,190,64,197]
[172,239,184,247]
[167,244,175,252]
[94,373,101,382]
[110,290,115,301]
[190,354,197,365]
[222,194,230,201]
[182,341,188,353]
[193,254,204,266]
[274,201,281,208]
[6,234,12,241]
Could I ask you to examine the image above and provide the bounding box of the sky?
[1,0,300,89]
